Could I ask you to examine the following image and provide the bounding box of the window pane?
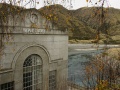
[23,54,42,90]
[0,82,14,90]
[49,70,56,90]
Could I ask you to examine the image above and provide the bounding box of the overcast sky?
[0,0,120,10]
[73,0,120,9]
[34,0,120,9]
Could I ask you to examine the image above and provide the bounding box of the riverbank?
[69,44,120,49]
[68,44,120,56]
[69,37,120,44]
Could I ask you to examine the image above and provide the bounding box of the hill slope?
[39,5,120,43]
[39,5,96,40]
[73,7,120,35]
[71,7,120,43]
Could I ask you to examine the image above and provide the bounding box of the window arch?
[23,54,42,90]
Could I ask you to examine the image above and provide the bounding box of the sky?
[71,0,120,10]
[33,0,120,10]
[0,0,120,10]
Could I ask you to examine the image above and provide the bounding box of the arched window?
[23,54,42,90]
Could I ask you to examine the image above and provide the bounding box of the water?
[68,44,103,87]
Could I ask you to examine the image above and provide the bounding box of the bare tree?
[82,53,120,90]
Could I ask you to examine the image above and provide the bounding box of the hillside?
[72,7,120,44]
[39,5,120,44]
[39,5,96,40]
[73,7,120,35]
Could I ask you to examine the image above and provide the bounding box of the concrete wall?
[0,9,68,90]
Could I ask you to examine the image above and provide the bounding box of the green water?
[68,48,103,86]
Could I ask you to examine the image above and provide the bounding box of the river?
[68,44,120,86]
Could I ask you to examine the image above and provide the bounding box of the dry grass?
[69,39,106,44]
[107,48,120,61]
[69,39,94,44]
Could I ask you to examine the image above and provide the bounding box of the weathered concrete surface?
[0,8,68,90]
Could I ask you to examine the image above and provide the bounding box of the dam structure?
[0,6,68,90]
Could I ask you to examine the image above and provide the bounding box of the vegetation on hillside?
[39,5,120,44]
[74,7,120,43]
[39,5,96,40]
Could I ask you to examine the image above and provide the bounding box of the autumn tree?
[82,52,120,90]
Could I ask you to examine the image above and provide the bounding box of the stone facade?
[0,8,68,90]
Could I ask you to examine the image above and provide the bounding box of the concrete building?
[0,7,68,90]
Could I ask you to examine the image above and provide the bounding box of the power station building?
[0,6,68,90]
